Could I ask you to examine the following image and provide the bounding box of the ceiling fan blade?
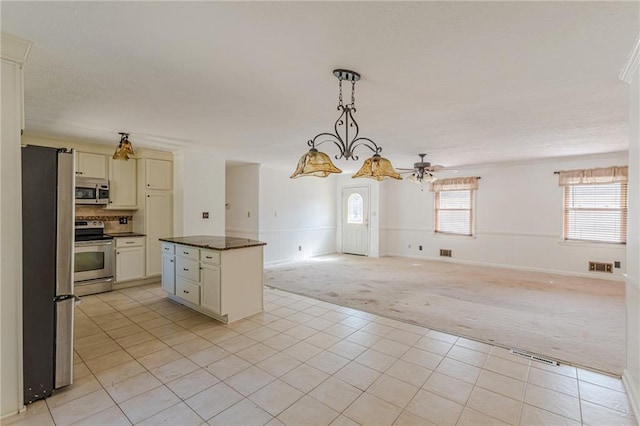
[427,165,458,173]
[399,170,415,174]
[396,168,416,171]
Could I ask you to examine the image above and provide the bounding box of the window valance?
[429,177,479,192]
[557,166,628,186]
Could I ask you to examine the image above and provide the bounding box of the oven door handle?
[75,240,114,247]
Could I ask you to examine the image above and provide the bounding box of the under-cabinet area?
[160,236,266,323]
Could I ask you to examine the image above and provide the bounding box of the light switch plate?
[202,212,209,219]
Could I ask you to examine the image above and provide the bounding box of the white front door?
[342,187,369,256]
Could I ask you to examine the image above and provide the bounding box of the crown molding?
[619,36,640,84]
[1,33,32,65]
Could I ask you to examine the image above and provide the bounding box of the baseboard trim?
[113,275,160,290]
[384,252,625,281]
[622,369,640,421]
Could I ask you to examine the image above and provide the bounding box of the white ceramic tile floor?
[5,283,637,426]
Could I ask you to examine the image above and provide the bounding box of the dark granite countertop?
[106,232,146,237]
[159,236,267,251]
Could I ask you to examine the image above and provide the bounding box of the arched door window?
[347,193,363,224]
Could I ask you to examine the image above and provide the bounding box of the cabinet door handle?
[206,256,212,259]
[126,241,134,244]
[116,251,120,254]
[170,260,173,263]
[183,251,189,254]
[183,268,189,271]
[183,290,189,294]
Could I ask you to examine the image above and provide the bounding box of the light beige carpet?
[265,254,625,375]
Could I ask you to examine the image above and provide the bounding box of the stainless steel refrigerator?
[22,145,75,404]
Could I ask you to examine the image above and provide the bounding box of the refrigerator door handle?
[54,297,74,388]
[56,150,75,297]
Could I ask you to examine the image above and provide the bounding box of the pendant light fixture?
[112,132,135,160]
[290,69,401,181]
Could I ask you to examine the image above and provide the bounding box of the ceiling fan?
[397,153,456,183]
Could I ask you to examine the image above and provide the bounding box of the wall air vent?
[589,261,613,273]
[439,249,452,257]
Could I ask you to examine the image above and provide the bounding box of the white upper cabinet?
[145,159,172,190]
[107,158,137,209]
[75,152,108,179]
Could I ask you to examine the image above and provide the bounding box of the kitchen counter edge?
[106,232,146,237]
[159,236,267,251]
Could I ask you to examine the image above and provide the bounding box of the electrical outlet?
[202,212,209,219]
[419,245,423,251]
[247,211,251,218]
[614,261,621,268]
[408,245,412,249]
[119,217,128,225]
[298,246,302,251]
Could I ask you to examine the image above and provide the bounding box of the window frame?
[562,182,627,245]
[434,188,476,237]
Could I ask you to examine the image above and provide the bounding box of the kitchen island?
[159,236,266,323]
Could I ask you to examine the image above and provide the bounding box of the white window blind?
[435,189,474,236]
[564,183,627,244]
[431,177,479,236]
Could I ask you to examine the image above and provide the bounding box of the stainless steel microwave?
[75,177,109,205]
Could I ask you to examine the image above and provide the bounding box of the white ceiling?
[2,2,638,172]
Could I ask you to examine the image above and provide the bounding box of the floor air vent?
[440,249,452,257]
[509,349,559,366]
[589,261,613,273]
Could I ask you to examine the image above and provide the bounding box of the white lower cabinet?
[115,237,145,282]
[161,254,175,294]
[201,263,221,315]
[161,242,263,323]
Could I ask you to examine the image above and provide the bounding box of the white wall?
[259,167,336,264]
[623,50,640,417]
[383,152,629,278]
[175,150,225,236]
[1,33,29,419]
[225,164,260,240]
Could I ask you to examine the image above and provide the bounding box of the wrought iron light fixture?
[290,69,401,181]
[113,132,135,160]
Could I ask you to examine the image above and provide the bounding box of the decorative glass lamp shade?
[113,133,135,160]
[290,148,342,178]
[352,154,402,181]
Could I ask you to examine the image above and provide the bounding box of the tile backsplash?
[75,206,133,233]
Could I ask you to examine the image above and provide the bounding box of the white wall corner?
[623,369,640,422]
[620,36,640,84]
[1,33,32,65]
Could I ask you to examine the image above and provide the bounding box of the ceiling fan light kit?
[113,132,135,160]
[290,69,401,181]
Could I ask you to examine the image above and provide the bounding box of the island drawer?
[201,250,221,265]
[161,243,174,255]
[176,245,199,260]
[176,257,200,282]
[176,278,200,305]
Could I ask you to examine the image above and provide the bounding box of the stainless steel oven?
[74,221,114,296]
